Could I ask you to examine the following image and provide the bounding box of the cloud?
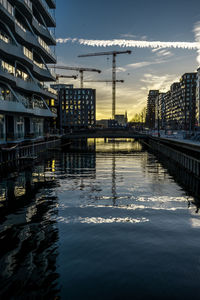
[155,49,173,57]
[57,37,199,50]
[119,33,137,39]
[194,21,200,65]
[140,73,180,92]
[116,67,126,72]
[127,59,165,69]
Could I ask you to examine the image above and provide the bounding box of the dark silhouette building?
[146,90,159,129]
[51,84,96,132]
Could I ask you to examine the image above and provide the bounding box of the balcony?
[0,59,57,99]
[0,0,14,15]
[33,61,56,81]
[0,0,14,25]
[0,96,55,118]
[37,36,56,63]
[32,17,56,45]
[32,0,56,27]
[0,37,35,70]
[14,21,56,64]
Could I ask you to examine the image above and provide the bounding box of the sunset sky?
[55,0,200,120]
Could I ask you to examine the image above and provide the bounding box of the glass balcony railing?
[33,60,45,70]
[38,36,56,59]
[0,0,14,16]
[33,16,56,42]
[49,29,56,40]
[49,68,56,78]
[15,20,26,32]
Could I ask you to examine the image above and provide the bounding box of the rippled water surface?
[1,139,200,299]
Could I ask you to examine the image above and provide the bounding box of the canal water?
[1,139,200,300]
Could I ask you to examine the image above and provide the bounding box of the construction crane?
[78,50,132,119]
[56,74,78,83]
[49,65,101,88]
[84,80,124,83]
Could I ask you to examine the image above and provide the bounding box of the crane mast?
[78,50,131,119]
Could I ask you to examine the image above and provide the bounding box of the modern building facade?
[51,84,96,131]
[0,0,57,144]
[152,72,197,131]
[155,93,165,130]
[146,90,159,129]
[165,73,197,131]
[196,68,200,127]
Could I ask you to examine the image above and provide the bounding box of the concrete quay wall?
[145,138,200,177]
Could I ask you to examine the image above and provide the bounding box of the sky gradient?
[55,0,200,120]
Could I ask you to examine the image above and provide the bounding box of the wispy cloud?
[119,33,137,39]
[57,21,200,66]
[194,21,200,64]
[155,49,173,57]
[127,59,166,69]
[140,73,180,92]
[57,37,198,50]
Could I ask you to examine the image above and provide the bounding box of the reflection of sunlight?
[52,160,55,172]
[14,186,25,197]
[0,189,6,203]
[57,216,149,224]
[138,196,187,203]
[26,204,37,222]
[190,218,200,228]
[79,204,185,211]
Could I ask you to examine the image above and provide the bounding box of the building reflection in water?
[142,148,200,212]
[0,161,60,299]
[1,138,200,298]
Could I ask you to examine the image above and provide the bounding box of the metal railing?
[49,68,56,78]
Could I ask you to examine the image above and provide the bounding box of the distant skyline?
[55,0,200,120]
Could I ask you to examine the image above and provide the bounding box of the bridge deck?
[62,130,147,140]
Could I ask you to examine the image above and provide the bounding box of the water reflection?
[0,162,60,299]
[146,150,200,211]
[1,139,200,299]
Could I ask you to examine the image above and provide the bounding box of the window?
[16,116,24,138]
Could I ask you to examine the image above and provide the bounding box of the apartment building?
[155,93,165,130]
[196,68,200,127]
[146,90,159,129]
[0,0,57,144]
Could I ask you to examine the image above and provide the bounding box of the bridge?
[62,129,148,140]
